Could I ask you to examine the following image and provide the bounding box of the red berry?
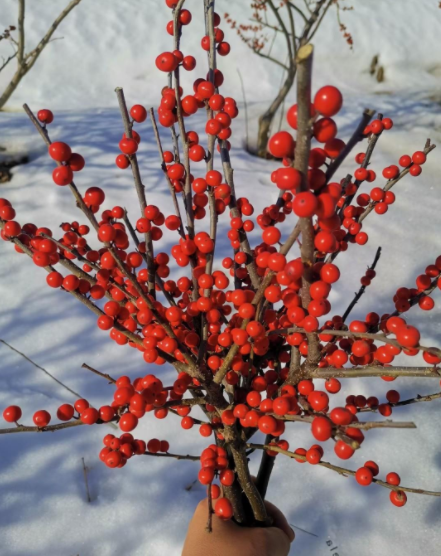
[268,131,295,158]
[68,153,85,172]
[33,410,51,427]
[130,104,147,123]
[399,155,411,167]
[311,416,332,441]
[390,490,407,507]
[52,166,73,186]
[155,52,178,72]
[119,413,138,432]
[214,497,233,520]
[220,469,235,486]
[80,407,99,425]
[293,192,318,217]
[334,440,355,460]
[37,109,54,124]
[57,404,74,421]
[412,151,426,165]
[386,472,401,486]
[48,142,72,162]
[314,86,343,117]
[395,325,420,348]
[2,405,22,423]
[355,466,373,486]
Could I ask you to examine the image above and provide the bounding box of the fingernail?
[289,527,295,541]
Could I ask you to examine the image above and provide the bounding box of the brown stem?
[325,108,375,182]
[359,391,441,412]
[342,246,382,322]
[115,87,156,297]
[247,443,441,497]
[82,363,116,384]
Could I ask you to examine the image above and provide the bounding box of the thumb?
[263,525,292,555]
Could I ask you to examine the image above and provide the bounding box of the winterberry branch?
[359,391,441,412]
[220,144,261,290]
[142,450,199,461]
[325,108,375,182]
[342,246,382,322]
[247,443,441,497]
[358,139,436,225]
[337,113,384,220]
[293,43,320,371]
[81,363,116,384]
[0,338,81,398]
[0,419,85,434]
[148,107,186,240]
[309,366,441,379]
[275,413,417,430]
[115,87,156,297]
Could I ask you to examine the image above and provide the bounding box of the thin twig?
[342,246,382,322]
[81,363,116,384]
[0,338,81,398]
[82,457,91,503]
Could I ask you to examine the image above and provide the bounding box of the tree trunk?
[0,68,26,111]
[255,66,297,158]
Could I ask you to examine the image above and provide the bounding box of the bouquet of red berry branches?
[1,0,440,536]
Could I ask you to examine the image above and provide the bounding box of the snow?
[1,0,441,555]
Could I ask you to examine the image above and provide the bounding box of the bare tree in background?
[226,0,353,158]
[0,0,83,111]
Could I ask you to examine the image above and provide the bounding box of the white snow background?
[0,1,441,555]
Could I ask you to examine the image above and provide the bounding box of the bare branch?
[81,363,116,384]
[143,450,200,461]
[342,246,382,322]
[325,108,376,182]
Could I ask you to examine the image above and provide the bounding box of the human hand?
[182,498,295,556]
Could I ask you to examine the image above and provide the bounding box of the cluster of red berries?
[1,0,437,520]
[389,257,441,316]
[199,445,234,520]
[354,462,407,507]
[100,432,147,469]
[38,110,85,187]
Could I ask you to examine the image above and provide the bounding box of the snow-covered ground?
[1,1,441,555]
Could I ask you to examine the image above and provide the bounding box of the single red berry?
[80,407,99,425]
[214,497,233,520]
[268,131,295,159]
[130,104,147,123]
[311,416,332,441]
[3,405,22,423]
[52,166,73,186]
[412,151,426,165]
[306,447,322,465]
[33,410,51,427]
[49,142,72,162]
[395,325,420,348]
[390,490,407,507]
[105,450,123,468]
[355,466,373,486]
[334,440,355,460]
[409,164,422,177]
[119,413,138,432]
[57,404,74,421]
[314,86,343,117]
[38,109,54,124]
[364,460,380,476]
[386,472,401,486]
